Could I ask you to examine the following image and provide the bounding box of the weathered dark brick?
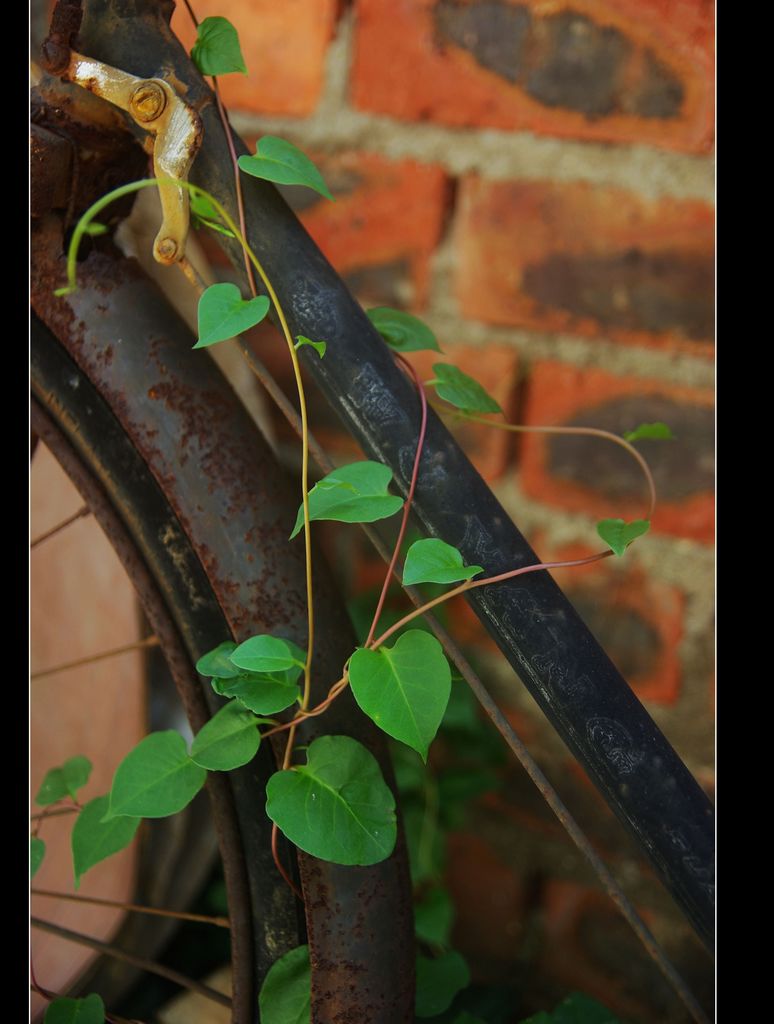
[632,50,685,118]
[434,0,531,85]
[522,250,714,340]
[524,10,630,118]
[546,395,714,504]
[454,178,714,354]
[352,0,713,151]
[519,362,714,543]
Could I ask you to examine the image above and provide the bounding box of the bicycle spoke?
[31,917,232,1009]
[32,888,230,928]
[31,636,159,680]
[31,505,91,548]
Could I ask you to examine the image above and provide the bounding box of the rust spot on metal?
[40,0,83,76]
[31,124,73,217]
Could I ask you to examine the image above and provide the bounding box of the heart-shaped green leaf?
[258,942,309,1024]
[105,732,206,819]
[403,538,484,587]
[215,672,301,715]
[428,363,502,414]
[195,283,270,349]
[623,422,674,443]
[290,461,404,539]
[349,630,451,761]
[266,735,397,866]
[415,951,471,1018]
[35,756,93,806]
[31,837,46,878]
[196,640,240,680]
[44,994,106,1024]
[191,16,247,76]
[596,518,650,557]
[71,794,140,889]
[230,635,306,674]
[238,136,333,200]
[190,701,267,771]
[295,335,327,358]
[366,307,441,353]
[258,945,311,1024]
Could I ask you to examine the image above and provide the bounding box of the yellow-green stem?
[58,178,316,711]
[204,191,315,710]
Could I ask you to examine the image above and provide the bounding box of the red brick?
[195,149,448,310]
[171,0,337,116]
[352,0,713,153]
[454,177,714,354]
[401,343,519,481]
[529,534,684,705]
[269,150,449,311]
[518,361,714,543]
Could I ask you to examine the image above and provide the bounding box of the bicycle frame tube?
[31,220,416,1021]
[61,0,713,951]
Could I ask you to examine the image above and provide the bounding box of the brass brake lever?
[64,51,203,265]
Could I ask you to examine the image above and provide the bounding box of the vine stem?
[178,13,315,897]
[463,413,657,522]
[271,821,303,901]
[365,354,429,648]
[31,797,80,837]
[369,550,614,652]
[262,552,612,736]
[30,805,79,822]
[161,290,705,1020]
[201,196,316,713]
[57,177,315,714]
[181,0,311,704]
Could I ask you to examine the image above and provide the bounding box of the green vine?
[33,13,671,1023]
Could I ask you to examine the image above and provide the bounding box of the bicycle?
[31,1,714,1021]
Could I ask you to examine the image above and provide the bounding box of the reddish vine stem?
[271,822,303,901]
[180,0,257,296]
[464,414,657,521]
[212,82,258,297]
[262,552,613,738]
[370,551,614,652]
[31,797,80,838]
[365,354,429,648]
[30,805,79,822]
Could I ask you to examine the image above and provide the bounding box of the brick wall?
[174,2,714,1019]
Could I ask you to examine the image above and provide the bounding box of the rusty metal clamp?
[63,51,203,264]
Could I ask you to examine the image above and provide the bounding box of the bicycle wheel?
[31,208,415,1022]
